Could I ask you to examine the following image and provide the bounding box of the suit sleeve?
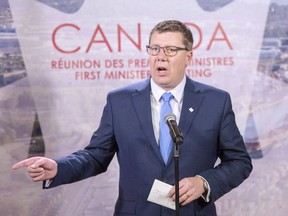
[198,92,252,202]
[44,94,117,188]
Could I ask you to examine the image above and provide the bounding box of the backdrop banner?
[2,0,288,215]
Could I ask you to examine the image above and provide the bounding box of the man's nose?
[157,48,167,60]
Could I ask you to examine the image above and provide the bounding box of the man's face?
[148,32,193,91]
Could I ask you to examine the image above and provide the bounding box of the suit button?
[162,178,167,183]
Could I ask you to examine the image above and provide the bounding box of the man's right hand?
[12,157,58,182]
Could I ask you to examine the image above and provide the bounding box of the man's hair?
[149,20,194,50]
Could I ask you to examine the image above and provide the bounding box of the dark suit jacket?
[46,76,252,216]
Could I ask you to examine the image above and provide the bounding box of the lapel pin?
[189,107,194,112]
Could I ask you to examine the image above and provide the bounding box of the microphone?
[164,113,183,145]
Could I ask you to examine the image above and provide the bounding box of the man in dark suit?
[12,20,252,216]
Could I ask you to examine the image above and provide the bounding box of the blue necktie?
[159,92,174,164]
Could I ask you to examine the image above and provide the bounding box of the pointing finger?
[12,157,41,170]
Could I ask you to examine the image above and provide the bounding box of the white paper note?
[147,179,175,210]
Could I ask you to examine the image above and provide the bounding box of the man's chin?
[154,79,174,91]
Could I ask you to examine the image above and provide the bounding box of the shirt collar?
[151,76,186,102]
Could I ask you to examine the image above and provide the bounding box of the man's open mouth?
[157,66,167,72]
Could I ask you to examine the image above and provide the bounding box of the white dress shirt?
[150,76,186,144]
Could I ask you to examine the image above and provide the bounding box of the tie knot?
[161,92,173,102]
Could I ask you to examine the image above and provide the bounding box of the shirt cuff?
[196,175,211,202]
[44,179,53,188]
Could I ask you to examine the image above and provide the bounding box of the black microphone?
[164,113,183,145]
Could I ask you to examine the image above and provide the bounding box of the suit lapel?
[131,79,163,162]
[165,78,204,166]
[179,79,204,138]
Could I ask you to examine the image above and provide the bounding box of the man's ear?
[186,51,193,66]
